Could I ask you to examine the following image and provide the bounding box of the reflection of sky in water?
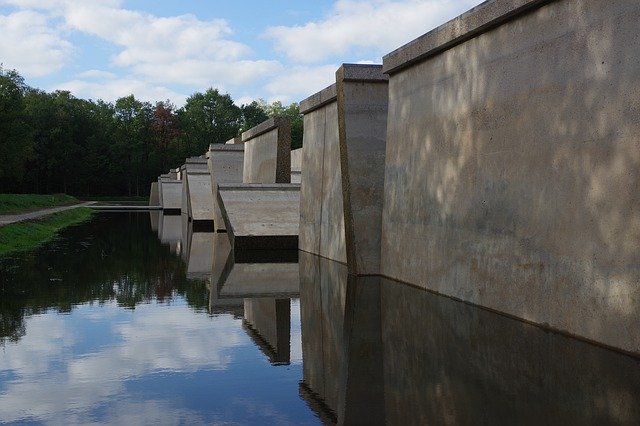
[0,298,317,425]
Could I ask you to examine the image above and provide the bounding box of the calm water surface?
[2,212,640,425]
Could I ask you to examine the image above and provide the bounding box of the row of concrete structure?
[151,0,640,358]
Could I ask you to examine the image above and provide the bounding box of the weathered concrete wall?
[290,148,302,184]
[217,183,300,250]
[299,65,388,274]
[242,117,291,184]
[159,180,182,211]
[299,85,346,264]
[380,0,640,354]
[225,136,242,145]
[149,182,159,206]
[181,157,212,222]
[207,144,245,231]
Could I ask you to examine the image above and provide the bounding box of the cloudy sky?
[0,0,481,106]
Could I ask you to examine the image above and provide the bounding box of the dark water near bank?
[1,212,640,425]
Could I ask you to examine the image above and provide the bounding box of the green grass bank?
[0,193,79,215]
[0,207,93,255]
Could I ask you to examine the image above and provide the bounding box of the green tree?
[240,100,269,133]
[179,88,241,152]
[0,68,33,189]
[259,100,303,149]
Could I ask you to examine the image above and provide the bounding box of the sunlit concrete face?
[290,148,302,184]
[380,0,640,354]
[242,117,291,184]
[299,87,347,264]
[159,180,182,211]
[207,144,244,232]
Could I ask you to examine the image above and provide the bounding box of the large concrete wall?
[299,64,388,273]
[159,180,182,211]
[242,117,291,184]
[380,0,640,355]
[207,144,245,231]
[290,148,302,184]
[181,157,212,222]
[299,85,346,264]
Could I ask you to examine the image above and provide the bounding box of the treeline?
[0,68,302,196]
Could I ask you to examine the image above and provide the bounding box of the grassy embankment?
[0,194,93,255]
[0,193,79,215]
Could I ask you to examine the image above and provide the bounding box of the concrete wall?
[290,148,302,184]
[299,64,388,273]
[380,0,640,355]
[299,85,346,264]
[181,157,212,221]
[242,117,291,184]
[225,136,242,145]
[159,180,182,211]
[207,144,245,231]
[149,182,159,206]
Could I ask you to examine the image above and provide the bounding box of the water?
[1,212,640,425]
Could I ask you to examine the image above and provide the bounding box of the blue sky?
[0,0,481,106]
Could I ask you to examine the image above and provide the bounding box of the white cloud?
[53,76,188,104]
[0,10,73,76]
[264,64,339,104]
[264,0,480,63]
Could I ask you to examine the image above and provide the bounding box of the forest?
[0,68,302,197]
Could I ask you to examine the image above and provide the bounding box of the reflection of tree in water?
[0,212,208,344]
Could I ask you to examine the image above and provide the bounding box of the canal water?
[1,212,640,425]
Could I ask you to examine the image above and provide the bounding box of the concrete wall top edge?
[337,63,388,83]
[300,84,337,114]
[382,0,555,75]
[208,144,245,152]
[218,183,301,191]
[241,117,291,142]
[225,136,243,145]
[186,157,208,164]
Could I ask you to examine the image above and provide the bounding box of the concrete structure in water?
[299,64,388,274]
[217,183,300,250]
[158,175,182,212]
[180,157,213,224]
[379,0,640,356]
[242,117,291,184]
[207,143,245,232]
[149,182,160,207]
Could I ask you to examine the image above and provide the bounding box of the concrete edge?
[225,136,243,145]
[336,63,388,83]
[241,116,290,142]
[209,144,245,152]
[218,183,301,191]
[300,84,337,114]
[382,0,557,74]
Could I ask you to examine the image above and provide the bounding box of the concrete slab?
[217,183,300,250]
[225,136,243,144]
[290,148,302,184]
[181,158,214,222]
[207,144,245,231]
[242,117,291,184]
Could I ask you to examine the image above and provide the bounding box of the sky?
[0,0,482,107]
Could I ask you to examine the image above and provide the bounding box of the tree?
[240,101,269,133]
[179,88,241,151]
[0,68,33,189]
[259,100,303,149]
[151,101,182,172]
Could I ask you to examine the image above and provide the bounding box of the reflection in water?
[299,252,640,425]
[0,213,317,425]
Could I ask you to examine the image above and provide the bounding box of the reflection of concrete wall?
[186,231,214,279]
[209,233,244,314]
[290,148,302,184]
[244,298,291,365]
[207,144,245,231]
[380,0,640,355]
[299,65,387,273]
[158,212,182,244]
[380,277,640,424]
[242,117,291,184]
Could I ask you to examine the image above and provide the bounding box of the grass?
[0,193,79,215]
[0,207,93,255]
